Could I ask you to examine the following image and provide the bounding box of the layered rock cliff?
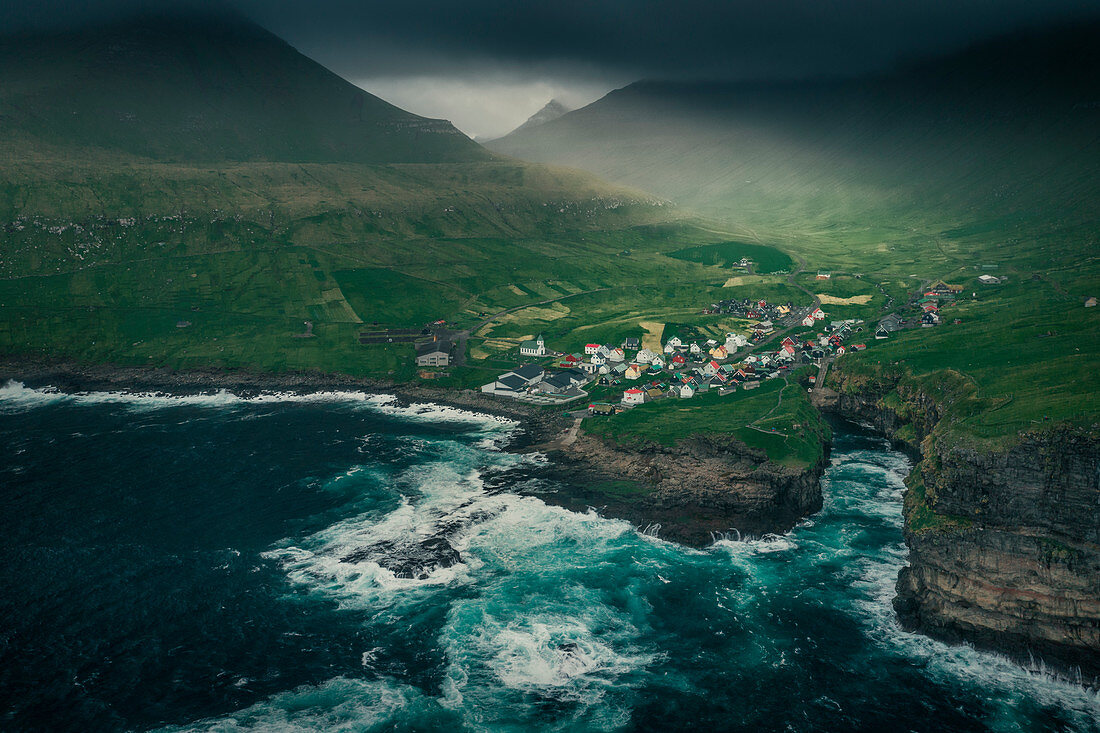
[540,431,827,546]
[826,368,1100,683]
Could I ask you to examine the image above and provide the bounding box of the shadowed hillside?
[489,22,1100,273]
[0,12,487,164]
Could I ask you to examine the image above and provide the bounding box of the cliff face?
[542,431,826,545]
[828,370,1100,683]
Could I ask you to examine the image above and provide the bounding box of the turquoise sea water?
[0,381,1097,732]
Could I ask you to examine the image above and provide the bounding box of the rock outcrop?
[827,368,1100,684]
[540,431,827,546]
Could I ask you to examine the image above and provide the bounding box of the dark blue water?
[1,381,1097,732]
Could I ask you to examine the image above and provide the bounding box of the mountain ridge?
[0,13,488,165]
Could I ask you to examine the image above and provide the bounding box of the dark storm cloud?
[3,0,1097,80]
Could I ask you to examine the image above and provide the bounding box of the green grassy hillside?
[0,15,697,378]
[487,24,1100,440]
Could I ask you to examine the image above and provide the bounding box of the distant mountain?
[493,99,572,140]
[0,13,487,164]
[488,21,1100,269]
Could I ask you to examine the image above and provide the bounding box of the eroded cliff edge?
[823,368,1100,683]
[538,431,827,546]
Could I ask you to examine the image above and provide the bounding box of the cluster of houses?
[601,323,870,408]
[479,294,857,407]
[874,279,965,338]
[700,297,802,340]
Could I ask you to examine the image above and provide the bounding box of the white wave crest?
[0,380,516,434]
[160,675,439,732]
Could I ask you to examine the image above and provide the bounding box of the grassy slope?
[488,25,1100,441]
[832,269,1100,447]
[585,379,829,468]
[0,17,704,379]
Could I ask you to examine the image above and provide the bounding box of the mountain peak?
[491,98,572,141]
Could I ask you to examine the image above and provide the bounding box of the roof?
[624,388,644,394]
[544,373,574,389]
[416,340,451,356]
[498,374,528,390]
[512,364,544,381]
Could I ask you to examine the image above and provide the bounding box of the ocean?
[0,381,1097,732]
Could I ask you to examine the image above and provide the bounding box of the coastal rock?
[540,430,826,546]
[830,368,1100,684]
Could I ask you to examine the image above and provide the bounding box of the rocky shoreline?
[6,356,1098,685]
[0,356,828,547]
[823,367,1100,686]
[532,431,828,546]
[0,357,572,446]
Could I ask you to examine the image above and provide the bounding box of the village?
[406,275,986,413]
[474,293,864,411]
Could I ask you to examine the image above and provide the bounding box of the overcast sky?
[3,0,1097,138]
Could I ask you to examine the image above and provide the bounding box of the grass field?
[665,241,793,273]
[584,378,829,468]
[830,267,1100,445]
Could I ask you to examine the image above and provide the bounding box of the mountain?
[0,13,678,381]
[494,98,572,140]
[488,22,1100,272]
[0,12,487,165]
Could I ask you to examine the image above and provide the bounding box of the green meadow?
[584,378,829,468]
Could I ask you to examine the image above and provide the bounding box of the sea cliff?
[824,367,1100,684]
[538,429,828,546]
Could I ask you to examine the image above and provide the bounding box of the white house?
[579,361,600,374]
[519,334,547,357]
[635,348,656,364]
[584,343,602,355]
[663,342,676,354]
[725,334,748,351]
[651,355,665,369]
[621,388,646,406]
[608,347,625,362]
[802,316,816,327]
[811,307,826,320]
[679,384,695,399]
[666,336,683,350]
[689,342,702,355]
[590,353,607,366]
